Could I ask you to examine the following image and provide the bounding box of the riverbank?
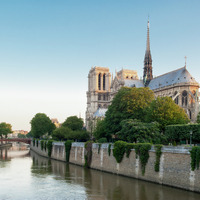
[30,141,200,193]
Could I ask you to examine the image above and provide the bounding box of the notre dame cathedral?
[85,20,200,130]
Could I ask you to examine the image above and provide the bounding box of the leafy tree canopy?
[117,119,165,144]
[52,126,89,141]
[62,116,83,131]
[0,122,12,138]
[93,119,107,140]
[146,97,189,131]
[30,113,56,138]
[104,87,154,137]
[18,133,26,138]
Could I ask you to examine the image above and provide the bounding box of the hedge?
[165,124,200,143]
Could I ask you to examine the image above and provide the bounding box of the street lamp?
[190,130,193,146]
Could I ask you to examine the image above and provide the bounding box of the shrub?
[108,144,112,156]
[165,124,200,144]
[44,141,47,151]
[190,146,200,171]
[154,145,163,172]
[113,141,127,163]
[84,141,93,168]
[98,138,107,143]
[36,139,39,147]
[33,139,35,146]
[47,140,54,157]
[134,143,152,175]
[65,140,72,162]
[40,140,44,151]
[126,143,135,158]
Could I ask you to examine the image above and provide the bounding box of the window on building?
[98,73,101,90]
[103,73,106,90]
[182,90,188,106]
[98,94,101,100]
[103,94,106,101]
[174,91,179,105]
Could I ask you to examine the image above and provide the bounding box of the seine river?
[1,144,200,200]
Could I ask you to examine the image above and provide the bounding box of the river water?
[1,144,200,200]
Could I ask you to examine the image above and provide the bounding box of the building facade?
[85,21,200,130]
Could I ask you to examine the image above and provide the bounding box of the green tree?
[104,87,154,137]
[146,97,189,131]
[52,126,72,140]
[26,131,33,138]
[0,122,12,139]
[17,133,26,138]
[93,119,107,140]
[30,113,56,138]
[62,116,83,131]
[117,119,164,144]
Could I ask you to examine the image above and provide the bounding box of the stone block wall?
[30,141,200,193]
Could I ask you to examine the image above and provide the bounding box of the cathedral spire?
[143,19,153,86]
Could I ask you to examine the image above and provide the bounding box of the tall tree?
[146,97,189,131]
[30,113,56,138]
[62,116,83,131]
[0,122,12,139]
[104,87,154,137]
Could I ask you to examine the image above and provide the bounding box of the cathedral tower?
[143,19,153,86]
[85,66,111,130]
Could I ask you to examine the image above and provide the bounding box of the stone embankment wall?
[30,142,200,193]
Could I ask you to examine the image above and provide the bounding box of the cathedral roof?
[93,108,107,117]
[124,79,144,88]
[148,67,199,90]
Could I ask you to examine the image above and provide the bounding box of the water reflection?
[30,151,200,200]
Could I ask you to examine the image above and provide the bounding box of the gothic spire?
[143,19,153,86]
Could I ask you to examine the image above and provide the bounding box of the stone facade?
[85,21,200,129]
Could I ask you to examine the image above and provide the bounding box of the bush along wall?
[47,140,54,157]
[36,139,39,147]
[84,141,93,168]
[135,143,152,175]
[44,141,47,151]
[165,124,200,144]
[65,140,72,162]
[113,141,152,175]
[190,146,200,171]
[154,145,163,172]
[33,139,35,146]
[113,141,127,163]
[40,140,44,151]
[108,144,112,156]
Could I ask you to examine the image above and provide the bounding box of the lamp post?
[190,130,193,146]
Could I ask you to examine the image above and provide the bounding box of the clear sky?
[0,0,200,131]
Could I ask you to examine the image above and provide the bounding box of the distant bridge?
[0,138,31,144]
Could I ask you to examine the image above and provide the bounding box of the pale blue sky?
[0,0,200,130]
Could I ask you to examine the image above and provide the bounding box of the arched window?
[182,90,188,106]
[98,73,101,90]
[103,73,106,90]
[98,104,102,108]
[189,110,192,119]
[174,91,179,105]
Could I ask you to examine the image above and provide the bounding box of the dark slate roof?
[124,79,144,88]
[148,67,198,90]
[93,108,107,117]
